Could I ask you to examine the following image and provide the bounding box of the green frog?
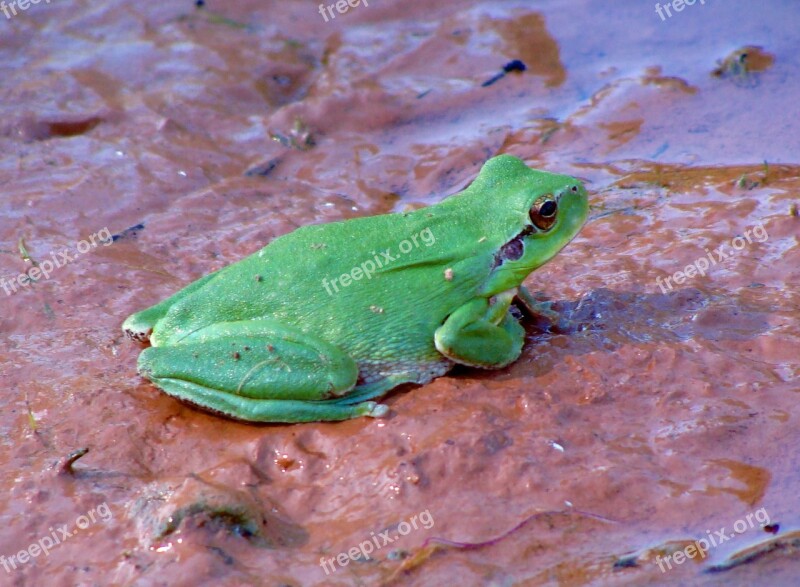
[123,155,588,422]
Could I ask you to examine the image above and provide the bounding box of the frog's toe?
[365,402,390,418]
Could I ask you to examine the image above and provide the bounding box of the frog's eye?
[530,195,558,230]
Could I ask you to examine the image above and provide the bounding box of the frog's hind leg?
[136,318,385,423]
[123,272,220,342]
[146,378,387,423]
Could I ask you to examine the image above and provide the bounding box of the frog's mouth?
[492,225,534,269]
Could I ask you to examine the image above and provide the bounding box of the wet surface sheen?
[0,1,798,585]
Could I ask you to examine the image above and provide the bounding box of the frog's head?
[467,155,589,295]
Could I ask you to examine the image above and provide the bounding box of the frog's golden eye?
[530,195,558,230]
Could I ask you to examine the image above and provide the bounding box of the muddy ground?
[1,1,798,585]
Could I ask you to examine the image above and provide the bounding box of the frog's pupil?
[540,200,557,217]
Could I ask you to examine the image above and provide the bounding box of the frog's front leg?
[434,289,525,368]
[515,285,575,333]
[137,319,387,423]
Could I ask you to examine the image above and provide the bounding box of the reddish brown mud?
[0,1,798,585]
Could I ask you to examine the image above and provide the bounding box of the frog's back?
[158,204,496,371]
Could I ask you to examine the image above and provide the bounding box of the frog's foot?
[137,319,375,423]
[327,374,417,406]
[515,286,581,334]
[434,293,525,369]
[514,286,561,323]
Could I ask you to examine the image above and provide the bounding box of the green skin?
[122,155,589,423]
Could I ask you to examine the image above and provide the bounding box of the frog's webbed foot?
[137,319,385,423]
[434,290,524,369]
[514,286,563,331]
[328,374,419,406]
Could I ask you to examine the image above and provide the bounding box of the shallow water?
[0,0,798,585]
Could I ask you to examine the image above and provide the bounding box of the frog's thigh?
[139,318,358,402]
[434,297,525,369]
